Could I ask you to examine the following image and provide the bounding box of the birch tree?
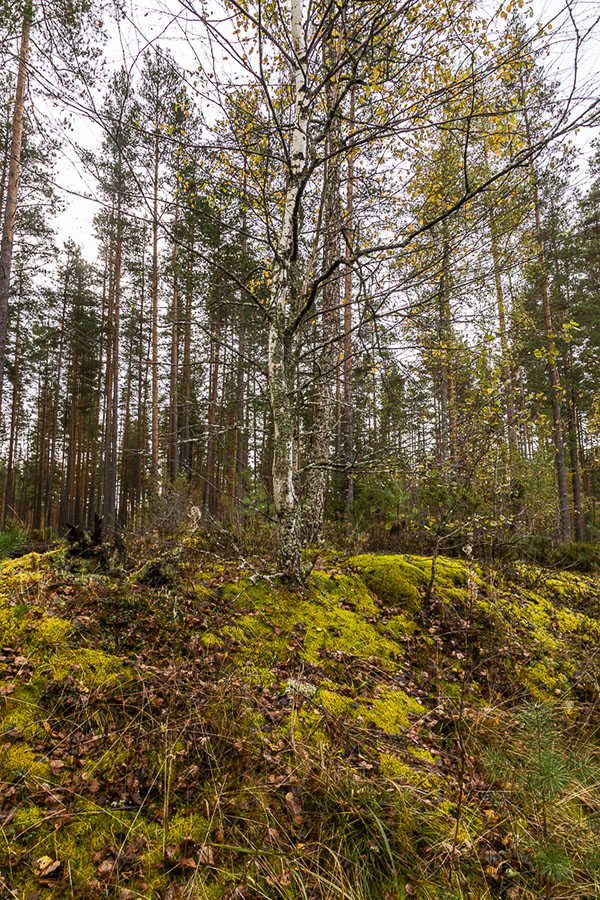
[174,0,599,579]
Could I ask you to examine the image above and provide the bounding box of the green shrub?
[0,526,25,561]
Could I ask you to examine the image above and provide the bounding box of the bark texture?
[0,5,31,412]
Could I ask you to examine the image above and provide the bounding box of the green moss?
[350,554,426,611]
[0,607,19,645]
[378,752,440,789]
[319,687,354,717]
[383,613,418,639]
[517,658,571,700]
[85,744,130,778]
[1,685,42,738]
[221,571,402,673]
[297,707,330,746]
[143,811,210,867]
[200,631,224,649]
[296,594,399,667]
[0,552,46,600]
[310,570,378,613]
[4,548,600,899]
[0,741,50,783]
[403,554,469,587]
[420,798,481,844]
[444,586,469,604]
[359,687,425,733]
[46,645,128,688]
[11,805,44,835]
[42,809,138,885]
[28,615,72,648]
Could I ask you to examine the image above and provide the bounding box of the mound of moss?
[349,553,429,611]
[2,549,600,899]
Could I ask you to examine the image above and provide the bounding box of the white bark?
[267,0,309,580]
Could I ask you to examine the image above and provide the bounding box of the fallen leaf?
[97,857,116,879]
[164,844,178,864]
[285,790,304,824]
[163,884,184,900]
[197,845,214,865]
[178,836,195,857]
[89,778,101,794]
[34,856,61,878]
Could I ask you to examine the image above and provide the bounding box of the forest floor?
[1,534,600,900]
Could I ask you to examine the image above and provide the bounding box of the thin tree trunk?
[0,107,12,228]
[567,381,585,542]
[151,129,160,483]
[3,293,20,522]
[343,87,355,516]
[181,236,193,476]
[88,268,106,527]
[523,98,572,540]
[0,4,31,411]
[168,197,179,482]
[34,366,49,531]
[488,202,517,459]
[233,311,247,523]
[60,351,78,529]
[135,251,146,516]
[202,268,221,523]
[103,195,121,538]
[119,353,132,524]
[45,267,69,529]
[302,24,341,545]
[439,233,458,466]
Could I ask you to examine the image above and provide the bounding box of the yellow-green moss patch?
[350,554,427,611]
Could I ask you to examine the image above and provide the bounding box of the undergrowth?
[1,539,600,898]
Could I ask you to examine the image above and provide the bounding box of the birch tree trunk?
[343,87,355,516]
[267,0,309,580]
[302,13,341,545]
[4,287,20,522]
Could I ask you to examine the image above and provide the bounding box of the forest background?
[1,0,600,580]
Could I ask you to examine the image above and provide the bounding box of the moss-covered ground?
[2,543,600,898]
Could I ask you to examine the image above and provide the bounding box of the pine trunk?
[151,130,160,483]
[488,203,517,459]
[0,4,31,412]
[168,198,179,482]
[523,94,571,540]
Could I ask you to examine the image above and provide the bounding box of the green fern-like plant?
[480,700,600,894]
[0,525,25,561]
[534,844,573,883]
